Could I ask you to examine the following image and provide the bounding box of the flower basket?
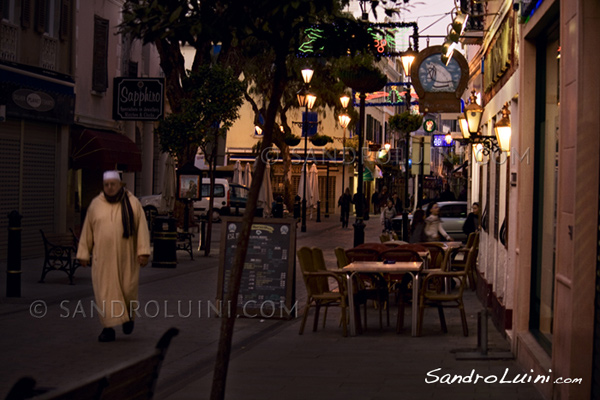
[310,134,334,147]
[337,66,388,93]
[284,135,302,146]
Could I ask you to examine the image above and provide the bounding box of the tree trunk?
[210,53,287,400]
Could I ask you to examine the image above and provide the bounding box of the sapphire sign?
[113,77,164,120]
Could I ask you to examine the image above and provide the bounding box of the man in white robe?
[77,171,151,342]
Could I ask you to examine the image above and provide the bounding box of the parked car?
[193,178,251,221]
[391,201,468,241]
[138,193,167,221]
[228,183,249,215]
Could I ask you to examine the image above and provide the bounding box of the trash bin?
[152,216,177,268]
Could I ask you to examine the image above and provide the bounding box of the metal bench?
[5,328,179,400]
[39,229,82,285]
[176,231,194,260]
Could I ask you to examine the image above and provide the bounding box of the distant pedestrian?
[409,209,427,243]
[77,171,151,342]
[392,192,402,214]
[378,186,389,211]
[380,199,396,233]
[424,202,452,242]
[338,188,352,228]
[462,202,480,237]
[372,189,380,214]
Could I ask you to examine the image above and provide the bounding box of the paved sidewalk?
[0,213,544,400]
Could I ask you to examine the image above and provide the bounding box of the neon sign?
[298,22,418,58]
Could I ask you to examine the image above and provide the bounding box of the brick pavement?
[0,212,544,400]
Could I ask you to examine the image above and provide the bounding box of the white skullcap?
[103,170,121,181]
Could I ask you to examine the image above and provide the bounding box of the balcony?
[0,21,18,62]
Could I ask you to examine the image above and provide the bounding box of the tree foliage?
[155,65,245,162]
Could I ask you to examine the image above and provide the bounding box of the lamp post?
[353,91,367,247]
[400,47,416,241]
[338,95,351,195]
[297,69,316,233]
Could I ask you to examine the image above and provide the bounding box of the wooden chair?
[378,248,422,332]
[297,247,349,337]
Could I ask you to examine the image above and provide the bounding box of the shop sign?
[484,16,513,92]
[113,77,164,120]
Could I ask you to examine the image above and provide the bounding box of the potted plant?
[283,134,302,146]
[310,134,334,146]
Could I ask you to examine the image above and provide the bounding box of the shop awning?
[71,129,142,172]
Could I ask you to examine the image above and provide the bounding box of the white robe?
[77,190,151,328]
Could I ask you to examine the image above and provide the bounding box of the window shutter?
[59,0,70,40]
[21,0,31,28]
[128,61,138,77]
[92,15,109,92]
[35,0,47,33]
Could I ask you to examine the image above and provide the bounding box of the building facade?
[0,0,162,259]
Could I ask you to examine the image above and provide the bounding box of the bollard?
[273,196,284,218]
[6,210,22,297]
[316,201,321,222]
[293,195,301,219]
[353,218,365,247]
[200,218,206,250]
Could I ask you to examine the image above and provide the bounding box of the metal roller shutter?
[0,120,57,260]
[22,121,57,258]
[0,121,22,260]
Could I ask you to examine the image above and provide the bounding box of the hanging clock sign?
[410,45,469,113]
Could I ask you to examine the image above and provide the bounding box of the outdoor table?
[342,261,423,337]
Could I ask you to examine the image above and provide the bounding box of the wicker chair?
[345,247,389,330]
[297,247,349,336]
[378,248,422,333]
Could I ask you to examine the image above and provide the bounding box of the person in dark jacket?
[338,188,352,228]
[462,202,480,238]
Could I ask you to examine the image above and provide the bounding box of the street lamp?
[297,69,316,233]
[494,103,512,155]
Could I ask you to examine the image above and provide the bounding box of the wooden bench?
[5,327,179,400]
[39,229,82,285]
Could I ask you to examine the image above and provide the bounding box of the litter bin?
[152,216,177,268]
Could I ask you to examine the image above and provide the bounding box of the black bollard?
[353,218,365,248]
[293,195,301,219]
[316,201,321,222]
[7,210,22,297]
[273,196,284,218]
[200,218,206,250]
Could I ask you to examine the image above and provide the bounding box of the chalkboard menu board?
[217,217,296,319]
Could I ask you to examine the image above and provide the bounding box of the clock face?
[418,53,462,93]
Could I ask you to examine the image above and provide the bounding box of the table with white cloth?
[342,261,423,336]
